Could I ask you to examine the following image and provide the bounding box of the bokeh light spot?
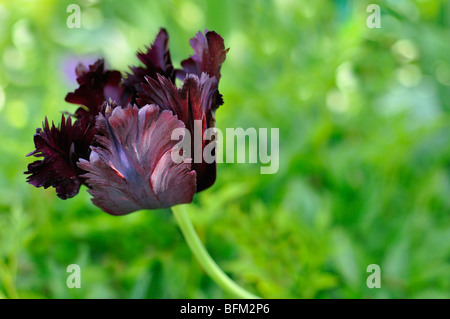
[6,99,28,129]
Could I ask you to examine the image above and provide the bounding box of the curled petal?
[138,73,220,192]
[78,104,196,215]
[139,73,218,128]
[124,28,175,101]
[25,115,95,199]
[65,59,126,123]
[177,30,229,81]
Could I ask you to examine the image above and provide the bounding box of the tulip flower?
[26,28,228,206]
[25,28,258,299]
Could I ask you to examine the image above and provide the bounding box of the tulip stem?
[172,204,259,299]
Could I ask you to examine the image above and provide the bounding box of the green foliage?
[0,0,449,298]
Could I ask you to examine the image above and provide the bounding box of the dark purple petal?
[78,104,196,215]
[177,30,229,81]
[138,73,220,191]
[124,28,175,102]
[25,115,96,199]
[138,74,189,123]
[139,73,218,130]
[178,74,219,191]
[65,59,127,124]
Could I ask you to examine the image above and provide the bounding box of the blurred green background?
[0,0,449,299]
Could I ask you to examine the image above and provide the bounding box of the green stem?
[172,204,259,299]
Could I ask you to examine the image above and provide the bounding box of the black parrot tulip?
[25,28,228,214]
